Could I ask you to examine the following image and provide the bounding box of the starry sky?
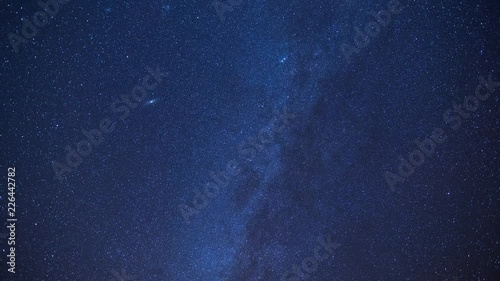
[1,0,499,280]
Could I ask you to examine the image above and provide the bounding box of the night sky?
[1,0,499,280]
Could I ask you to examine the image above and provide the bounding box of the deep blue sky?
[1,0,499,280]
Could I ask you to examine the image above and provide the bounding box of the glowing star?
[145,98,158,106]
